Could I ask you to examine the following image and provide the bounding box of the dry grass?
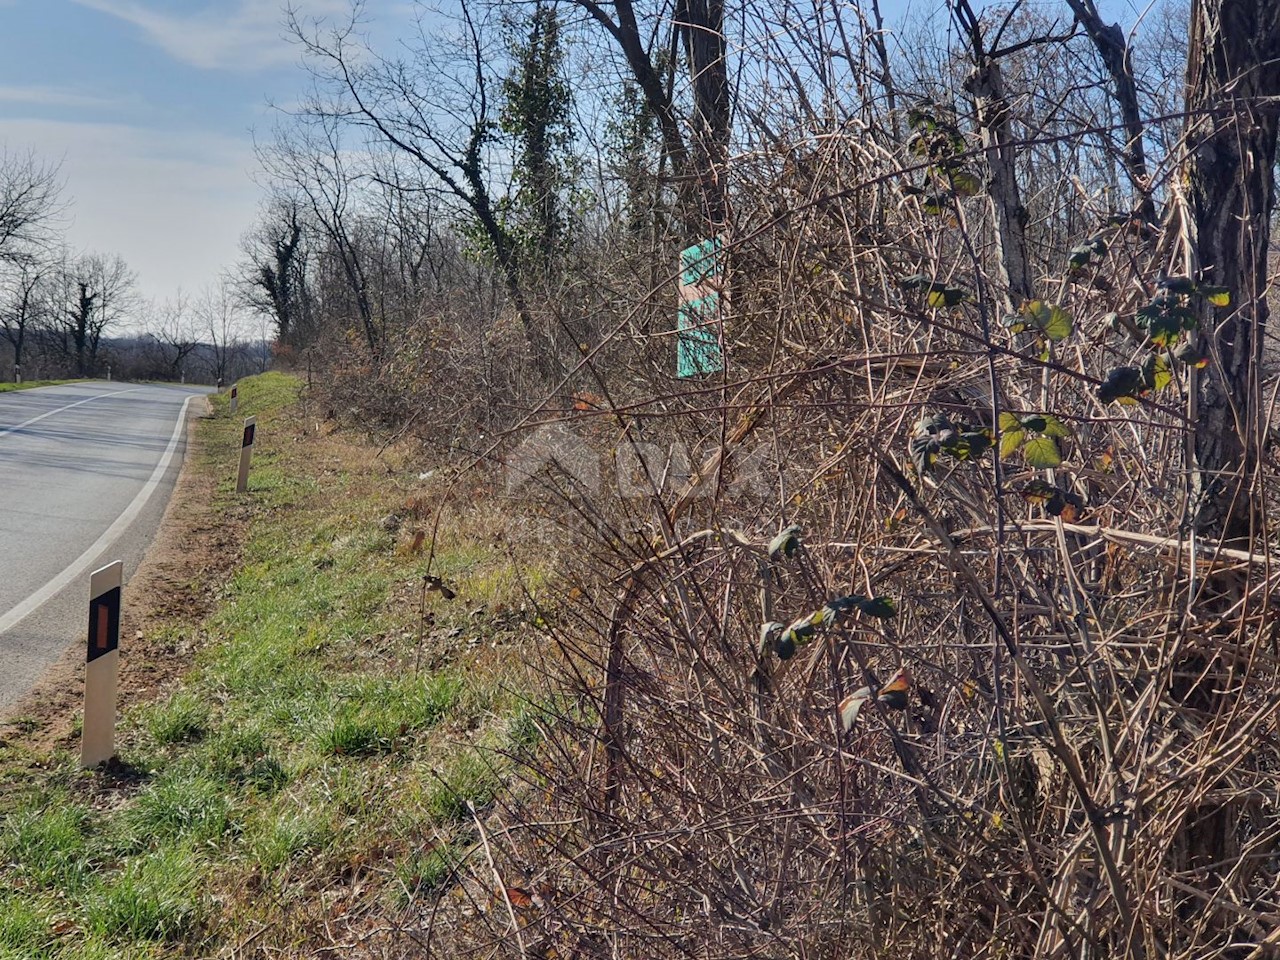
[359,117,1280,959]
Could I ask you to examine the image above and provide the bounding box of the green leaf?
[1136,302,1181,347]
[1142,353,1172,392]
[954,430,994,461]
[1021,416,1047,433]
[855,596,897,619]
[788,618,817,642]
[1097,366,1144,404]
[1002,313,1029,334]
[910,436,939,475]
[1173,339,1210,368]
[1022,300,1074,341]
[921,192,953,215]
[759,621,784,653]
[997,412,1021,432]
[907,108,937,132]
[926,285,970,308]
[1022,436,1062,468]
[1200,285,1231,307]
[825,595,865,620]
[1068,245,1093,269]
[1020,479,1057,506]
[902,276,969,308]
[915,413,954,437]
[767,525,803,560]
[1158,276,1196,296]
[907,131,933,158]
[914,412,992,470]
[999,428,1024,459]
[1039,415,1071,439]
[947,169,982,197]
[998,412,1024,458]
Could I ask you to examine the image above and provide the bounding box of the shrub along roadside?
[0,372,547,958]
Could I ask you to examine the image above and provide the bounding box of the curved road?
[0,381,210,713]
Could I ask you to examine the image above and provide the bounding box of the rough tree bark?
[678,0,730,232]
[1183,0,1280,537]
[953,0,1033,313]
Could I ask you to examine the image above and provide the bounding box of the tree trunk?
[679,0,730,233]
[1065,0,1158,227]
[965,60,1033,313]
[1184,0,1280,537]
[73,283,93,378]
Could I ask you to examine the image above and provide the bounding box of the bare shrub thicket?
[259,1,1280,956]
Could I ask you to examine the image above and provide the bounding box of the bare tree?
[569,0,730,231]
[58,253,137,377]
[196,283,247,387]
[240,195,314,349]
[0,260,52,379]
[1064,0,1157,226]
[0,149,63,266]
[145,293,201,382]
[286,0,562,376]
[258,118,382,354]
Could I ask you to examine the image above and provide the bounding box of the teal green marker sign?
[678,238,725,377]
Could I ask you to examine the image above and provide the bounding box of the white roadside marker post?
[82,561,123,768]
[229,383,238,415]
[236,416,256,494]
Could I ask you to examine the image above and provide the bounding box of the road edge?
[0,394,245,752]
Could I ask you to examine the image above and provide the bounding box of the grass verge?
[0,372,549,957]
[0,379,89,393]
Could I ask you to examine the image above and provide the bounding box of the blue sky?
[0,0,1154,324]
[0,0,361,320]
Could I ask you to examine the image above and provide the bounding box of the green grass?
[83,846,205,944]
[0,894,57,957]
[395,840,466,902]
[0,371,544,956]
[1,794,93,891]
[423,750,502,823]
[141,691,209,746]
[0,379,87,393]
[118,771,237,851]
[244,808,333,873]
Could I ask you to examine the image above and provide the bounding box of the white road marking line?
[0,386,143,442]
[0,394,195,635]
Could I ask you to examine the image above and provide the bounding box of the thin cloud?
[71,0,351,72]
[0,116,260,310]
[0,85,128,110]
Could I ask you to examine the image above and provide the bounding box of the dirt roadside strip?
[0,394,248,755]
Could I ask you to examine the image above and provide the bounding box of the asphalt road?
[0,381,211,713]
